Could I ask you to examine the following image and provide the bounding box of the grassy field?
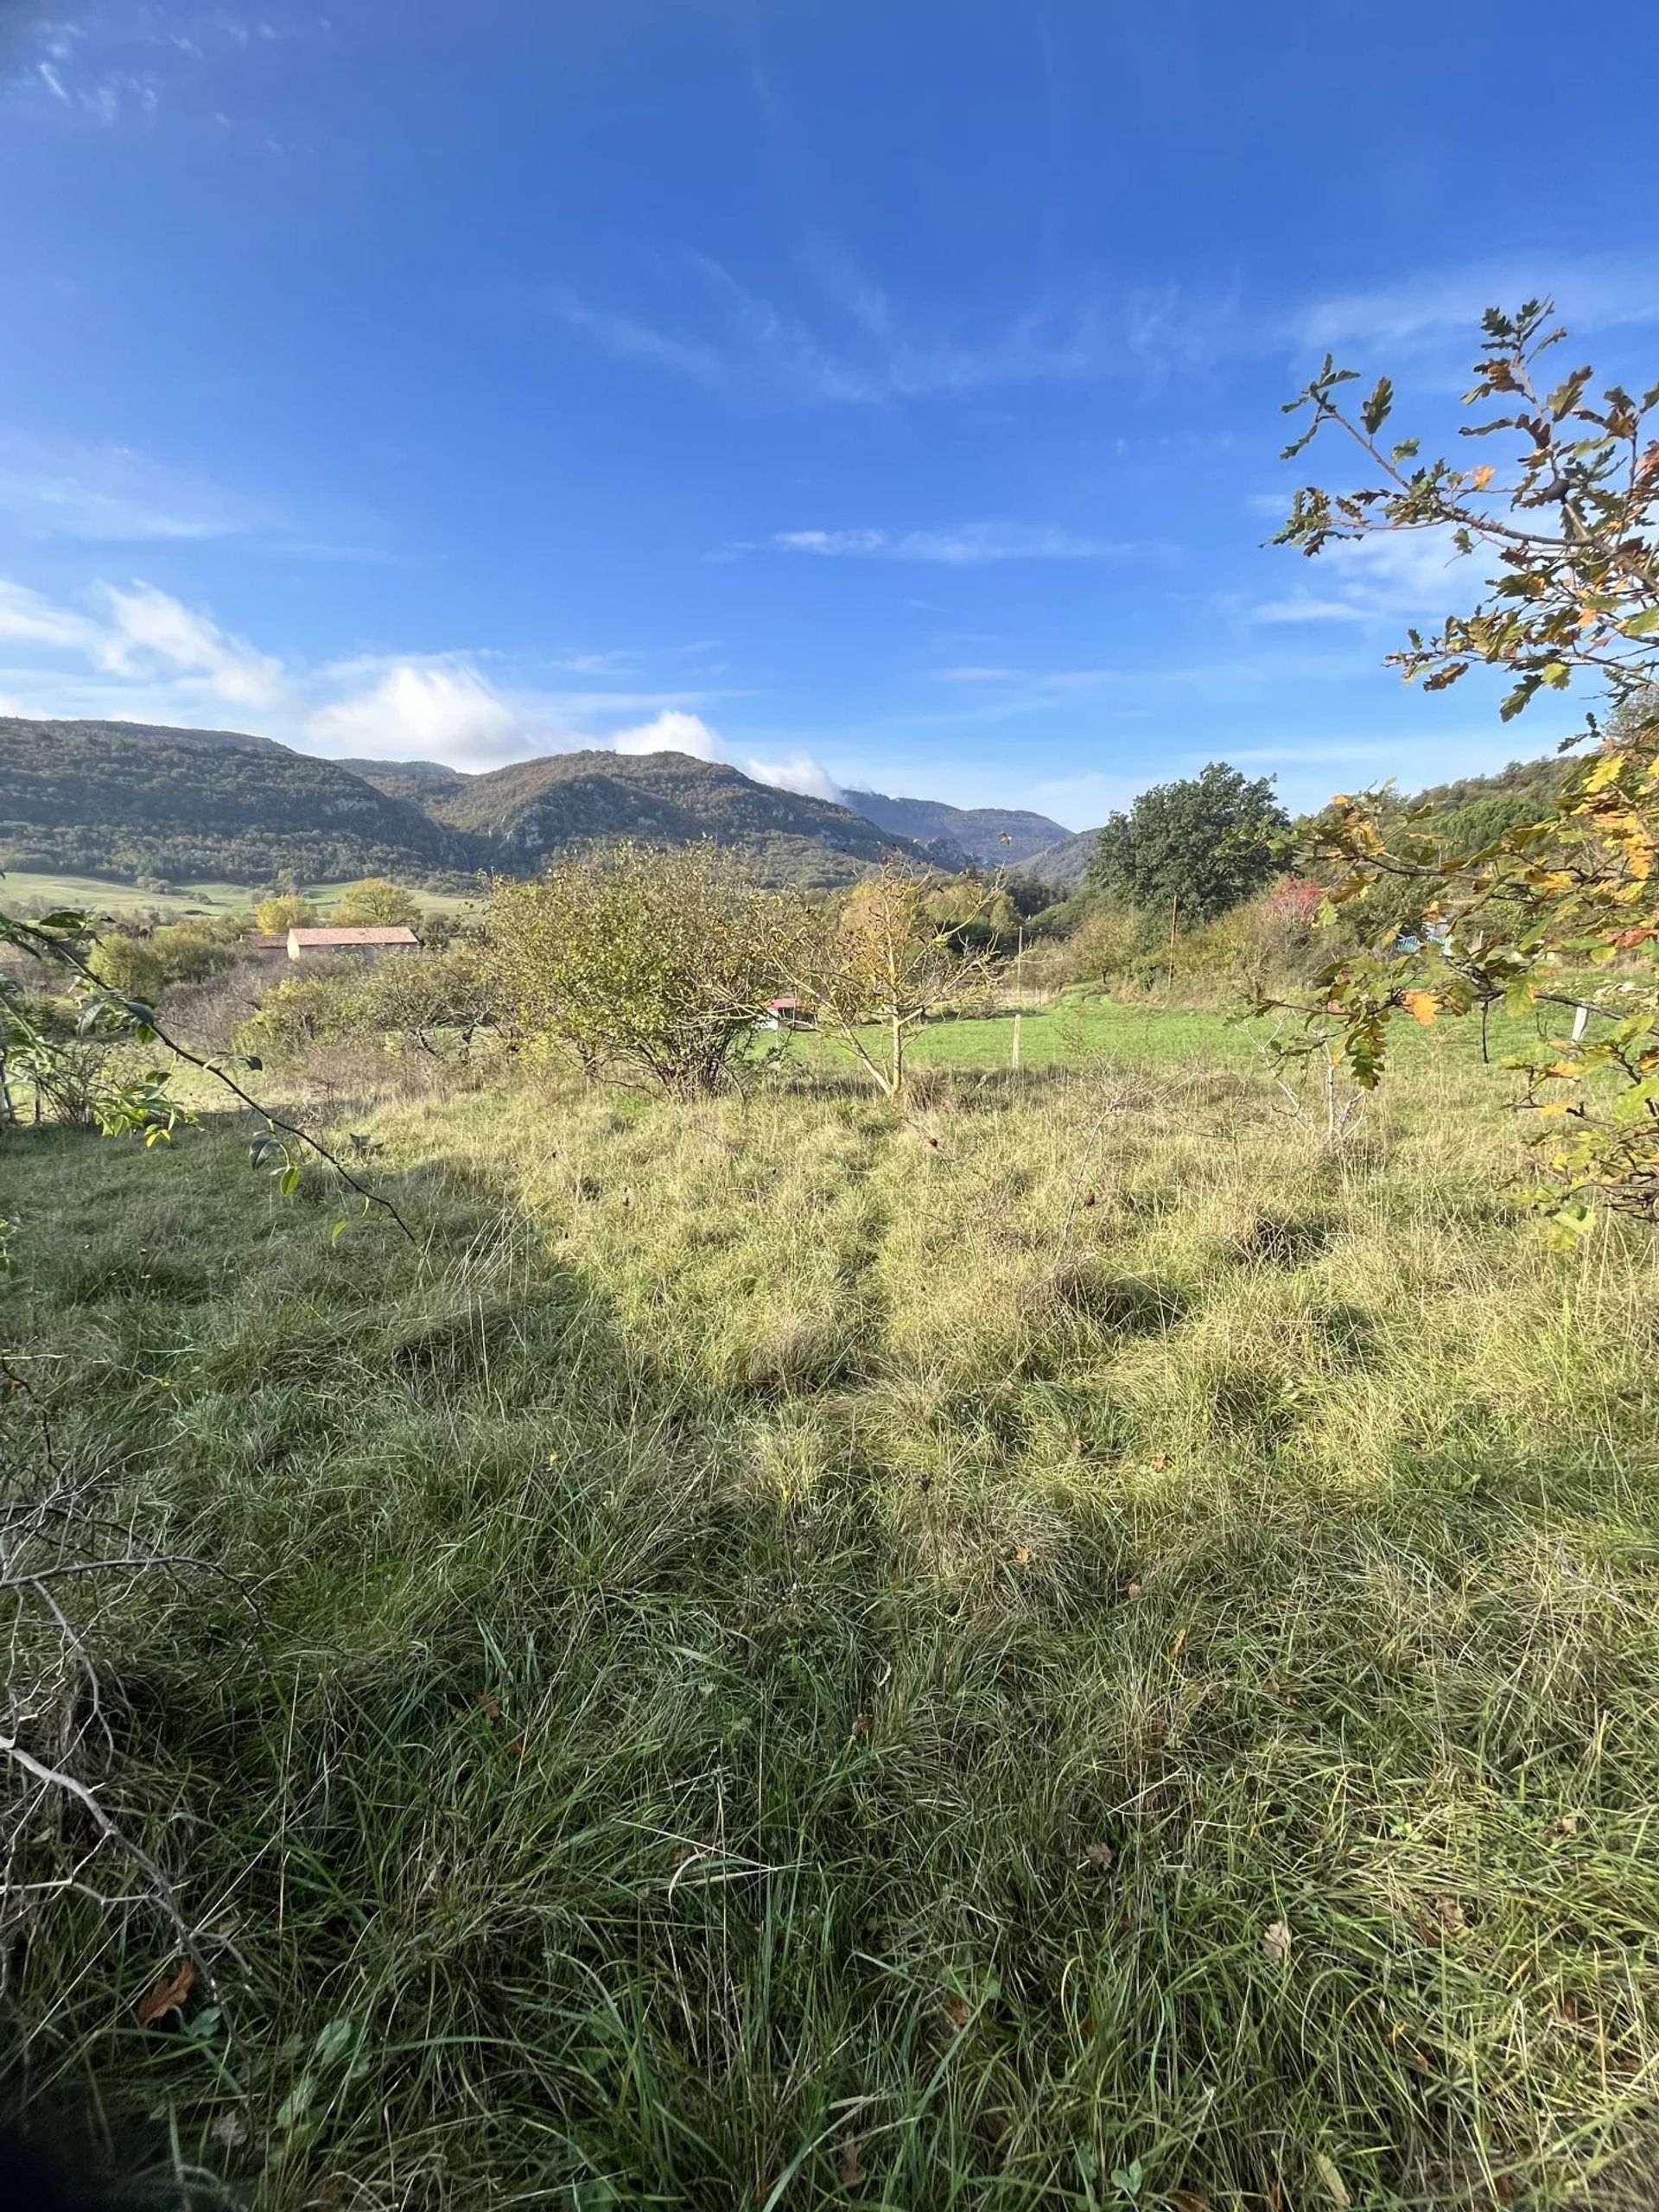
[0,869,485,921]
[797,995,1259,1075]
[799,988,1551,1080]
[4,1034,1659,2209]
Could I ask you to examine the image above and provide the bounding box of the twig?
[10,914,416,1242]
[0,1733,219,2005]
[2,1553,263,1618]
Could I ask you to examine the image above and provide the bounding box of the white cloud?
[761,523,1136,564]
[306,659,530,766]
[1293,257,1659,356]
[739,749,842,804]
[1253,526,1474,626]
[612,709,841,801]
[0,575,286,718]
[612,708,723,761]
[0,579,105,654]
[0,572,843,795]
[95,581,287,709]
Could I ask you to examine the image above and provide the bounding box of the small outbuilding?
[287,925,420,961]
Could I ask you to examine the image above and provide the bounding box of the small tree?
[332,878,423,930]
[254,893,320,935]
[360,943,499,1064]
[88,932,167,1007]
[486,842,798,1092]
[784,863,998,1096]
[1087,763,1290,925]
[240,971,372,1060]
[1265,302,1659,1230]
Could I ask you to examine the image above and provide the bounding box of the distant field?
[798,985,1558,1078]
[0,868,486,920]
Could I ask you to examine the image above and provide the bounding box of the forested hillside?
[0,716,477,884]
[1023,824,1099,886]
[1,721,938,891]
[426,747,923,887]
[329,758,466,804]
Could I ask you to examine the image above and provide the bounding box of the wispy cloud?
[1252,526,1474,626]
[554,247,1659,413]
[95,580,288,709]
[0,572,838,791]
[0,430,266,542]
[546,248,1232,408]
[757,523,1141,564]
[544,291,730,388]
[5,9,326,131]
[0,579,106,655]
[932,663,1129,694]
[1292,255,1659,357]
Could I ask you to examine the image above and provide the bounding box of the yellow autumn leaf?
[1402,990,1438,1027]
[1471,464,1494,491]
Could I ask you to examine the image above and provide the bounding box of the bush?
[240,971,372,1060]
[487,843,801,1092]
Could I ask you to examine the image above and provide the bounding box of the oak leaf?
[136,1960,196,2027]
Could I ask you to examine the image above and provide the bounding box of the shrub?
[486,843,801,1092]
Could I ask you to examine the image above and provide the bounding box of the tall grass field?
[4,1030,1659,2208]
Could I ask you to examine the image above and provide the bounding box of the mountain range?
[838,789,1066,866]
[0,715,1077,893]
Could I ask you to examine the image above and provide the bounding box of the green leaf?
[279,1163,302,1197]
[313,2015,358,2067]
[1617,605,1659,639]
[1360,377,1394,435]
[276,2073,317,2131]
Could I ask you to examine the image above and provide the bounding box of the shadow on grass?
[5,1109,1659,2211]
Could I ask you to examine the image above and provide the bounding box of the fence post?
[1011,1012,1021,1071]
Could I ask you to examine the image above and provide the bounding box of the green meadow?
[6,1023,1658,2209]
[0,869,485,921]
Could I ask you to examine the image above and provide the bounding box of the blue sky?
[1,1,1655,828]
